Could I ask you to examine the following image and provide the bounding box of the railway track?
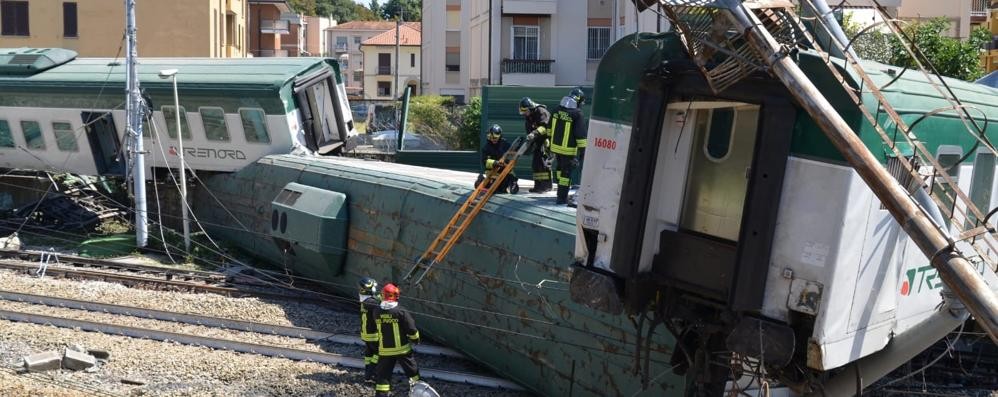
[0,297,522,391]
[0,250,338,305]
[0,289,464,359]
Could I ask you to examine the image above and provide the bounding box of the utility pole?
[125,0,148,248]
[394,6,402,132]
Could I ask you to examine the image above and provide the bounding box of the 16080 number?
[593,137,617,150]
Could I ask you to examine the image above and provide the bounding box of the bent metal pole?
[724,2,998,343]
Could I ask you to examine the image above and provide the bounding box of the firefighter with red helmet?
[373,283,421,396]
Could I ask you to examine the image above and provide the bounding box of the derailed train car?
[571,30,998,393]
[0,48,356,176]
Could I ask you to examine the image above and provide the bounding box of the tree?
[287,0,316,15]
[459,97,483,150]
[316,0,382,21]
[843,15,987,81]
[368,0,382,18]
[380,0,421,21]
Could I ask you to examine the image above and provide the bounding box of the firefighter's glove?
[526,132,538,142]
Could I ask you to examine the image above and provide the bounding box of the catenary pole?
[125,0,148,248]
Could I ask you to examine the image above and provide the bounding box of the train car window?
[199,107,229,141]
[20,121,45,150]
[240,109,270,143]
[162,106,192,140]
[934,146,963,224]
[704,108,735,161]
[0,120,13,148]
[52,122,79,152]
[968,149,995,229]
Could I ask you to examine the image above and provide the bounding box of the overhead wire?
[0,176,667,360]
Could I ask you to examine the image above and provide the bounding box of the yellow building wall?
[361,44,421,100]
[0,0,246,57]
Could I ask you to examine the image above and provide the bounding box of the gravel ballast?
[0,269,531,396]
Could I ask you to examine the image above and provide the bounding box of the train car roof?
[0,52,334,90]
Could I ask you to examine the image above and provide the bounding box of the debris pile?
[22,344,108,373]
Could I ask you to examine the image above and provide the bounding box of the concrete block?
[22,351,62,372]
[66,344,86,353]
[88,349,111,360]
[62,347,96,371]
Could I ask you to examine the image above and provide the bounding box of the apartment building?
[0,0,247,57]
[303,15,333,56]
[326,21,400,97]
[359,22,420,102]
[421,0,671,101]
[247,0,303,57]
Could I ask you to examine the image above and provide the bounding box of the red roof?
[361,23,421,46]
[330,21,398,31]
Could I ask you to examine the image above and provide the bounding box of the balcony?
[377,65,392,75]
[256,49,289,57]
[502,0,556,15]
[501,59,554,74]
[260,19,290,34]
[501,59,555,86]
[335,43,349,52]
[971,0,988,20]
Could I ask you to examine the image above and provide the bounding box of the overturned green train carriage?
[0,48,356,176]
[574,31,998,390]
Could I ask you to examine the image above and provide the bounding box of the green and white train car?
[0,48,355,176]
[572,32,998,390]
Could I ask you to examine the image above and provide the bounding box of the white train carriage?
[0,48,356,176]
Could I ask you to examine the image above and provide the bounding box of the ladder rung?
[958,226,991,241]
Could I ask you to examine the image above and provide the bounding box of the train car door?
[81,112,125,176]
[294,68,348,154]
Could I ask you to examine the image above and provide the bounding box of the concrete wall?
[361,45,420,100]
[898,0,972,38]
[0,0,246,57]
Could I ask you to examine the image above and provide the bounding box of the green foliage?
[380,0,421,21]
[291,0,381,21]
[404,95,477,150]
[459,97,483,150]
[316,0,381,21]
[287,0,317,15]
[843,15,986,81]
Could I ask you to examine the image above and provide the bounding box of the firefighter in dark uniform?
[550,87,588,205]
[358,277,381,382]
[373,283,421,397]
[519,97,553,193]
[475,124,517,193]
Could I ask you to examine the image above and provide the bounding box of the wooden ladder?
[403,136,533,285]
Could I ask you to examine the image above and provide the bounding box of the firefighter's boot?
[530,179,552,193]
[556,185,569,205]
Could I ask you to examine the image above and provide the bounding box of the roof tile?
[361,23,421,46]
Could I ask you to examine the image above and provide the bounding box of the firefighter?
[358,277,380,382]
[476,124,518,193]
[373,283,421,397]
[519,97,553,193]
[549,87,588,205]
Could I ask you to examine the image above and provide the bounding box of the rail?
[0,309,524,390]
[0,289,465,359]
[501,59,554,74]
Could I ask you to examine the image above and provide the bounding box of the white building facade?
[421,0,671,102]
